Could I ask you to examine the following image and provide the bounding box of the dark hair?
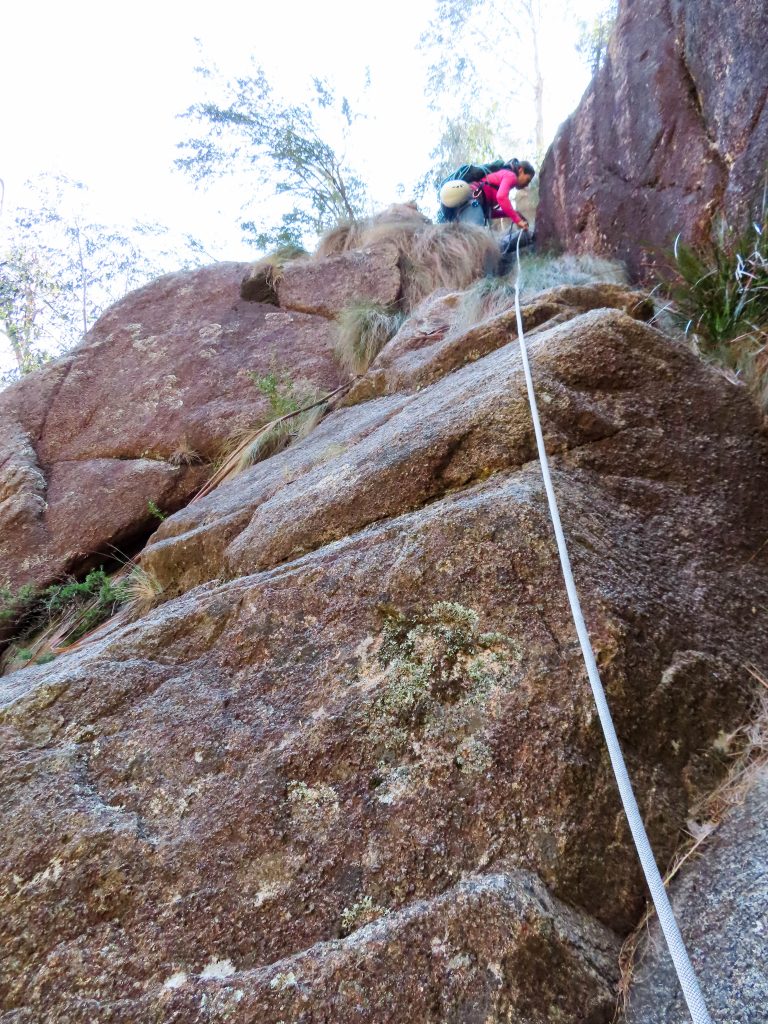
[519,161,535,179]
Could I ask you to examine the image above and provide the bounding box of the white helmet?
[440,179,472,208]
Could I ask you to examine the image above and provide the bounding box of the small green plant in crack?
[41,568,130,643]
[367,602,521,766]
[147,500,167,522]
[240,364,326,469]
[247,365,321,419]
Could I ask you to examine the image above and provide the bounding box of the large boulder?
[0,263,347,593]
[536,0,768,279]
[626,765,768,1023]
[2,276,768,1021]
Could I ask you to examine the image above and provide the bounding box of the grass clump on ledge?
[240,243,308,303]
[237,367,325,470]
[315,214,500,312]
[514,252,627,298]
[334,302,406,375]
[658,198,768,405]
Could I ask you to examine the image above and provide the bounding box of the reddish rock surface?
[536,0,768,278]
[276,243,402,318]
[0,262,347,592]
[2,270,768,1021]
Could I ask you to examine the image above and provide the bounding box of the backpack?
[436,160,521,223]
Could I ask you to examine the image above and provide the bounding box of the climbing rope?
[511,232,713,1024]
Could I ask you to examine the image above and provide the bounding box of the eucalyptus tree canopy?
[176,62,369,250]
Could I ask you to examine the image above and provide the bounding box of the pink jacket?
[473,169,525,225]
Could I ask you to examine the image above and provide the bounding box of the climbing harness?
[511,233,713,1024]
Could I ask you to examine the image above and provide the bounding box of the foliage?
[147,500,167,522]
[658,200,768,380]
[40,568,129,643]
[419,104,523,205]
[575,1,618,75]
[176,60,369,250]
[1,174,207,381]
[419,0,555,159]
[247,366,320,419]
[2,568,130,666]
[0,583,38,624]
[334,302,405,375]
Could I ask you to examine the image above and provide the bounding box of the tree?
[175,61,370,250]
[576,2,618,76]
[418,104,526,208]
[0,245,59,376]
[419,0,585,162]
[0,175,204,383]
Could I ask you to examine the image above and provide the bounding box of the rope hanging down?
[511,233,713,1024]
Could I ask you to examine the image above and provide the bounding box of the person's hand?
[517,217,529,231]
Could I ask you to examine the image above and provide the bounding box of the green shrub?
[41,568,130,643]
[658,206,768,383]
[0,583,38,624]
[147,500,167,522]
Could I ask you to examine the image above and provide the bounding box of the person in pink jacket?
[472,161,535,229]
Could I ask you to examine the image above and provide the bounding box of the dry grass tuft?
[168,439,205,467]
[451,276,518,334]
[516,253,627,298]
[241,244,308,302]
[314,222,363,259]
[124,565,164,616]
[315,216,500,312]
[335,303,406,374]
[234,404,325,473]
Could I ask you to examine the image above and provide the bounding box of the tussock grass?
[316,216,499,312]
[335,302,406,374]
[452,276,518,334]
[241,244,308,302]
[258,243,308,286]
[233,404,325,473]
[168,439,204,467]
[657,198,768,407]
[124,565,164,616]
[514,253,627,298]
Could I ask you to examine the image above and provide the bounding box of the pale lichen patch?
[200,958,236,981]
[163,971,188,990]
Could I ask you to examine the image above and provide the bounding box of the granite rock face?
[0,262,347,593]
[536,0,768,278]
[625,765,768,1023]
[2,254,768,1022]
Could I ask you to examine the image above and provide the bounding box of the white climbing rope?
[511,232,713,1024]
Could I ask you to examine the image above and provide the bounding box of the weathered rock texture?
[626,764,768,1023]
[0,262,347,592]
[2,262,768,1021]
[536,0,768,278]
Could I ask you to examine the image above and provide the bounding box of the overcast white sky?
[1,0,605,371]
